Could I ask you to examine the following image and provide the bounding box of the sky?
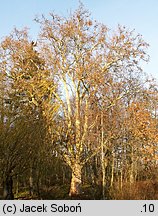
[0,0,158,80]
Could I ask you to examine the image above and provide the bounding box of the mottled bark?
[69,163,82,197]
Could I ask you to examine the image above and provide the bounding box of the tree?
[0,28,58,199]
[36,4,149,196]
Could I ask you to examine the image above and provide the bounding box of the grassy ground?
[1,180,158,199]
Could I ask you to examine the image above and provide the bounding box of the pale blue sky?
[0,0,158,79]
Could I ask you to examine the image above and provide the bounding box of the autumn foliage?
[0,4,158,200]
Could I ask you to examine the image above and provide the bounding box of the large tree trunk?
[69,163,82,197]
[3,175,14,200]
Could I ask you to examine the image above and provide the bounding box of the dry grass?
[110,180,158,200]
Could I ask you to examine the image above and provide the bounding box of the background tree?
[0,28,58,199]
